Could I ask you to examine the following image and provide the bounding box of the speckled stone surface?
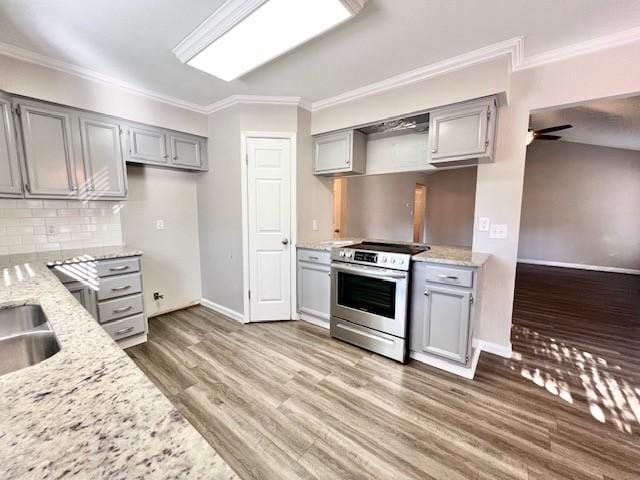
[0,246,238,480]
[412,245,490,267]
[296,238,360,252]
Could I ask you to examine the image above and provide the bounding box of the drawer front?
[96,273,142,301]
[424,265,473,288]
[297,249,330,265]
[96,257,140,278]
[98,294,144,324]
[102,313,146,341]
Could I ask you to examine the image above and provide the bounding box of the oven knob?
[339,251,345,257]
[346,251,353,258]
[381,256,387,263]
[390,258,396,264]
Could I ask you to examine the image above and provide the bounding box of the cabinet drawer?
[98,294,144,323]
[424,265,473,288]
[102,313,146,341]
[96,273,142,301]
[297,249,330,265]
[96,257,140,277]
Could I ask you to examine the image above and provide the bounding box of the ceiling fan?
[526,124,573,145]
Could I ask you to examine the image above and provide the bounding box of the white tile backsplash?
[0,200,124,254]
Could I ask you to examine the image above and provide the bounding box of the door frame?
[240,131,297,323]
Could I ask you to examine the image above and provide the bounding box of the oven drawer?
[98,294,144,324]
[96,257,140,278]
[96,273,142,301]
[424,265,473,288]
[102,313,146,341]
[298,249,330,265]
[331,316,406,362]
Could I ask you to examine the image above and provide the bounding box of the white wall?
[518,141,640,269]
[120,165,202,317]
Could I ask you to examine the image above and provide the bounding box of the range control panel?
[331,248,411,271]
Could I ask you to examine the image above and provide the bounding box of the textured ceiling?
[531,95,640,151]
[1,0,640,106]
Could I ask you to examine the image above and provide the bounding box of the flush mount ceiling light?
[173,0,367,81]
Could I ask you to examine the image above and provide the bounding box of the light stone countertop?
[297,239,489,267]
[0,245,238,480]
[412,245,490,267]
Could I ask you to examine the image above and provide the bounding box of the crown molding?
[204,94,311,114]
[311,36,523,111]
[514,25,640,71]
[0,40,211,114]
[173,0,268,63]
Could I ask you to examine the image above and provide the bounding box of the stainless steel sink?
[0,305,61,376]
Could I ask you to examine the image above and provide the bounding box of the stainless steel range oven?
[330,241,427,362]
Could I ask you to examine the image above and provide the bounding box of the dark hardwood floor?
[128,264,640,480]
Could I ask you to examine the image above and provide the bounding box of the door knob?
[282,238,289,245]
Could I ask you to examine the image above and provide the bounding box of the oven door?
[330,262,408,338]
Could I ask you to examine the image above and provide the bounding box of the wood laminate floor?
[128,264,640,480]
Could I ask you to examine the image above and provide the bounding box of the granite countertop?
[297,239,489,267]
[0,245,237,480]
[412,245,490,267]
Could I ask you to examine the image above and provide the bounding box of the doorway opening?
[412,183,427,243]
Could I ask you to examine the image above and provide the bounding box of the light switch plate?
[489,224,507,239]
[312,219,319,231]
[156,219,165,230]
[478,217,490,232]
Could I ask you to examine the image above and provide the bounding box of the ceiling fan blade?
[537,124,573,134]
[536,134,562,140]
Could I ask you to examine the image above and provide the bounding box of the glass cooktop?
[348,241,428,255]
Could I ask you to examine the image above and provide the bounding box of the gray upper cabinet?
[313,129,366,176]
[169,133,205,169]
[78,114,127,199]
[429,97,497,166]
[0,97,23,197]
[18,101,78,198]
[126,125,168,165]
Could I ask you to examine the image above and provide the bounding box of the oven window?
[337,272,396,319]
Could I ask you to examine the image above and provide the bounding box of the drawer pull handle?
[111,285,132,292]
[438,274,459,280]
[109,266,130,272]
[115,326,134,335]
[308,256,319,261]
[113,306,133,314]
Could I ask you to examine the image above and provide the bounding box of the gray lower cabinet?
[77,114,127,199]
[50,255,148,348]
[410,262,478,366]
[17,100,79,197]
[0,96,22,197]
[297,248,331,328]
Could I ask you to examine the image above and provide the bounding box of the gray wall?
[343,168,477,246]
[519,141,640,269]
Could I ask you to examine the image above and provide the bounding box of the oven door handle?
[331,264,408,281]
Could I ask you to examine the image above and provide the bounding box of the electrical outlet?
[156,219,165,230]
[312,219,319,231]
[46,224,57,235]
[489,224,508,239]
[478,217,490,232]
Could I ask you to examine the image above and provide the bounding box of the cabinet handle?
[113,306,133,314]
[162,154,169,159]
[172,155,178,160]
[424,291,431,296]
[115,326,134,335]
[109,266,129,272]
[438,274,459,280]
[308,256,319,261]
[111,285,131,292]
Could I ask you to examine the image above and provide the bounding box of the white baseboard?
[410,347,481,380]
[299,312,330,330]
[200,298,246,323]
[473,339,512,359]
[517,258,640,276]
[148,299,200,318]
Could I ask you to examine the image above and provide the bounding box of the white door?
[247,137,292,322]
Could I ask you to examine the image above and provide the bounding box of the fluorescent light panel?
[187,0,351,81]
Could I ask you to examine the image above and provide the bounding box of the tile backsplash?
[0,199,123,255]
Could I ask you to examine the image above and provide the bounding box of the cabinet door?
[79,115,127,199]
[429,101,491,162]
[127,126,167,164]
[297,262,330,320]
[421,285,471,364]
[0,98,23,197]
[66,281,98,320]
[169,133,203,169]
[19,102,78,197]
[314,131,352,173]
